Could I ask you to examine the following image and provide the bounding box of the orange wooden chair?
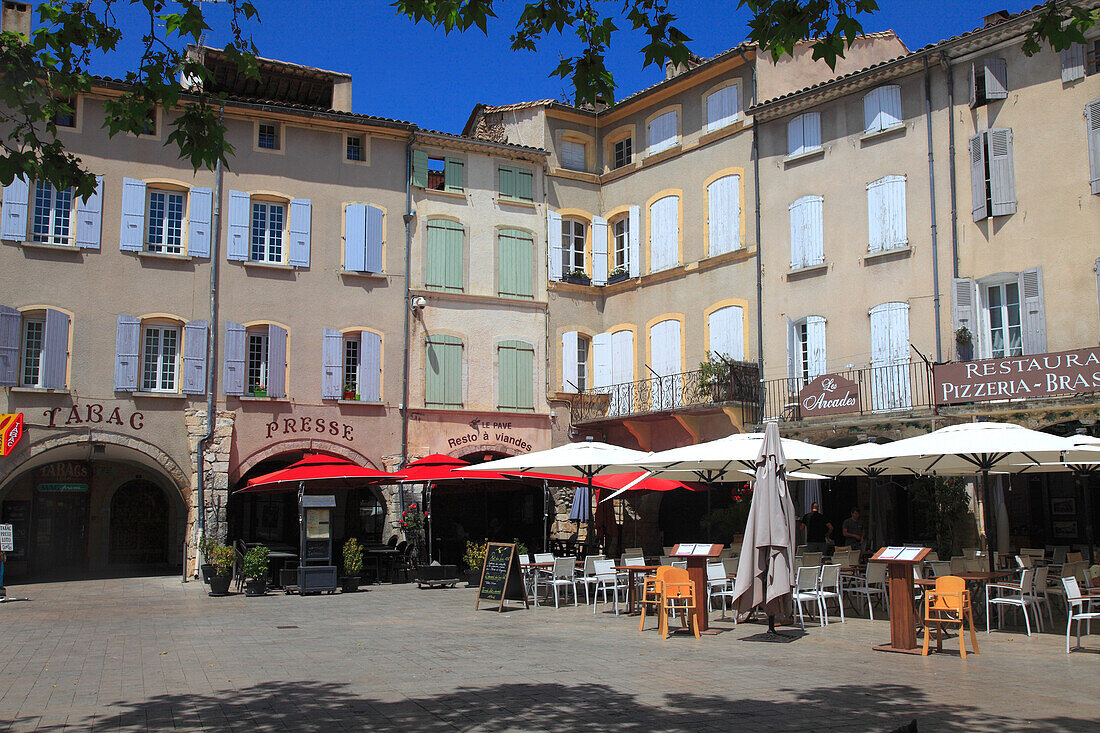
[659,567,700,639]
[922,575,979,658]
[639,566,676,632]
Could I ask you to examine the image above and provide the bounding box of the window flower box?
[251,386,267,398]
[606,269,629,285]
[563,270,591,286]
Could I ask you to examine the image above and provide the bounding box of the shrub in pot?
[243,545,269,596]
[462,539,488,586]
[207,543,235,596]
[342,537,363,592]
[198,536,217,583]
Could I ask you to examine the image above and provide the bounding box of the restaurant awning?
[237,454,394,494]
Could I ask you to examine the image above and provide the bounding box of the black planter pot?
[340,576,361,593]
[956,341,974,362]
[244,578,267,597]
[200,564,215,584]
[208,574,232,596]
[606,271,629,285]
[563,274,591,286]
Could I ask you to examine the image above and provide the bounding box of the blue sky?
[92,1,1038,133]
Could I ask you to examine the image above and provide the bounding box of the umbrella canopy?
[635,432,836,483]
[729,422,797,621]
[238,454,393,493]
[391,454,527,483]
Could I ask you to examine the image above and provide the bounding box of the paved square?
[0,576,1097,731]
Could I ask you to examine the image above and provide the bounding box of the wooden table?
[613,565,659,615]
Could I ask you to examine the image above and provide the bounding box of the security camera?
[411,296,427,310]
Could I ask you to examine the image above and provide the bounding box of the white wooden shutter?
[969,134,988,221]
[266,324,287,398]
[181,320,208,395]
[867,178,885,253]
[119,178,146,251]
[863,87,882,133]
[41,309,69,390]
[650,195,678,272]
[611,329,634,414]
[868,175,906,251]
[592,332,613,389]
[708,306,744,361]
[952,277,978,341]
[1061,44,1085,83]
[321,328,342,399]
[560,140,586,171]
[627,205,641,278]
[547,210,563,282]
[1087,99,1100,195]
[113,315,140,391]
[344,204,366,272]
[805,315,826,379]
[707,85,739,131]
[365,204,384,273]
[988,129,1016,217]
[969,62,978,108]
[223,322,246,395]
[74,175,102,249]
[0,304,18,385]
[870,302,910,411]
[984,58,1008,100]
[797,195,824,266]
[708,174,740,255]
[1,176,29,241]
[802,112,821,150]
[226,190,250,261]
[789,199,805,268]
[562,330,579,392]
[361,330,382,402]
[648,110,677,154]
[786,316,799,380]
[1020,267,1046,355]
[187,187,212,258]
[787,115,804,156]
[880,86,902,129]
[287,198,311,267]
[650,320,681,410]
[1095,259,1100,327]
[592,216,608,285]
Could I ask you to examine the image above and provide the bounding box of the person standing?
[799,503,833,554]
[842,507,865,551]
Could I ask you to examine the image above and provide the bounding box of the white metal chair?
[706,560,732,610]
[576,555,602,604]
[986,567,1039,636]
[592,559,626,615]
[927,561,951,578]
[845,561,888,620]
[801,551,823,568]
[545,557,578,608]
[816,563,845,623]
[1062,576,1100,653]
[793,565,822,629]
[1023,564,1052,629]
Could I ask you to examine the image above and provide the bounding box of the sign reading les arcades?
[798,375,861,417]
[934,347,1100,405]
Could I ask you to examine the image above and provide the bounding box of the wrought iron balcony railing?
[759,360,935,422]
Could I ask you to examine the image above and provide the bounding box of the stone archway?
[108,479,170,565]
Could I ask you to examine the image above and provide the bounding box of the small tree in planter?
[955,327,974,362]
[243,546,269,596]
[198,535,217,584]
[342,537,364,592]
[462,539,488,586]
[698,352,733,402]
[207,543,235,596]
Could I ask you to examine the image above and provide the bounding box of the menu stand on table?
[671,543,725,634]
[870,546,931,654]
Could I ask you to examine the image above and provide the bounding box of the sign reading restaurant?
[934,347,1100,405]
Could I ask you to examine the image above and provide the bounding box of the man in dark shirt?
[799,502,832,554]
[842,507,865,551]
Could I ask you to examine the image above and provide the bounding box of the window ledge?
[340,269,387,279]
[423,188,467,201]
[783,147,824,166]
[237,395,291,402]
[863,245,911,264]
[21,240,81,252]
[494,196,537,209]
[136,250,193,262]
[642,144,682,167]
[337,399,384,406]
[241,260,295,271]
[549,168,599,184]
[786,262,828,279]
[599,162,640,183]
[860,124,906,144]
[9,386,71,394]
[132,391,188,399]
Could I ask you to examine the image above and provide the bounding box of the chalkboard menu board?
[475,542,529,612]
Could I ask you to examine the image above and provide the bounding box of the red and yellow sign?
[0,413,23,456]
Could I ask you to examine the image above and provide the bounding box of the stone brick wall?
[184,408,235,573]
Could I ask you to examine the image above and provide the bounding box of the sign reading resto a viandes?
[475,542,528,612]
[933,347,1100,405]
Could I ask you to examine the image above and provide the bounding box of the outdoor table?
[266,550,298,588]
[365,547,400,583]
[613,564,659,615]
[521,562,553,607]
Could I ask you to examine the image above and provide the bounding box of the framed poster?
[1052,520,1078,539]
[1050,497,1076,516]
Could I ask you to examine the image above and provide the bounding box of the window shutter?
[498,342,517,409]
[515,169,533,201]
[343,204,367,272]
[1096,259,1100,327]
[650,195,678,272]
[443,337,463,407]
[885,175,906,248]
[881,86,902,129]
[120,177,147,251]
[789,198,805,268]
[426,220,463,291]
[649,111,676,154]
[498,228,533,298]
[1,176,29,241]
[1087,99,1100,195]
[41,309,69,390]
[444,158,464,192]
[226,190,250,261]
[547,210,563,282]
[74,175,103,249]
[870,302,911,410]
[0,304,18,386]
[266,324,287,399]
[969,134,988,221]
[560,140,586,171]
[365,204,384,273]
[592,216,608,285]
[187,187,212,258]
[592,332,613,388]
[805,315,826,379]
[984,58,1008,100]
[287,198,311,267]
[1020,267,1046,355]
[708,306,744,361]
[708,175,739,255]
[515,342,533,410]
[498,166,515,199]
[707,85,739,131]
[361,330,382,402]
[968,63,978,108]
[786,317,799,381]
[952,277,978,347]
[867,178,885,253]
[222,322,246,396]
[425,338,443,405]
[793,195,824,266]
[562,330,579,392]
[181,320,208,395]
[1060,44,1085,83]
[611,330,634,385]
[321,328,342,399]
[787,115,804,156]
[113,315,140,391]
[627,205,641,278]
[412,150,428,188]
[444,221,463,290]
[863,87,881,133]
[803,112,821,150]
[987,129,1016,216]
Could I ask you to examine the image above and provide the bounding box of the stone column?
[184,408,235,574]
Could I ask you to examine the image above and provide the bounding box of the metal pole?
[980,470,997,573]
[1076,470,1095,565]
[426,481,433,563]
[542,479,548,553]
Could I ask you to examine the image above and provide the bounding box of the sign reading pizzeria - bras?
[934,346,1100,405]
[798,374,861,417]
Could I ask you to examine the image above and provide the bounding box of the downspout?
[752,116,764,424]
[942,52,960,279]
[923,56,943,363]
[400,135,414,488]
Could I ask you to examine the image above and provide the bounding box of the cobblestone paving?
[0,575,1097,731]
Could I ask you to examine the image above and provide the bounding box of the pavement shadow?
[15,679,1097,732]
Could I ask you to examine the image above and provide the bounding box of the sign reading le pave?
[798,375,860,417]
[475,542,528,612]
[934,346,1100,405]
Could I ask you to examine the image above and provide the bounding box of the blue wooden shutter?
[361,331,382,402]
[321,328,342,399]
[969,134,987,221]
[412,150,428,188]
[120,178,146,251]
[365,204,384,273]
[547,210,563,281]
[984,58,1008,100]
[0,304,19,386]
[266,324,287,398]
[226,191,250,261]
[1020,267,1046,355]
[287,198,311,267]
[561,330,579,392]
[223,322,246,395]
[988,129,1016,217]
[344,204,366,272]
[188,187,212,258]
[1089,99,1100,195]
[444,158,464,192]
[114,315,140,391]
[74,175,103,249]
[41,309,69,389]
[182,320,208,394]
[592,216,608,285]
[627,206,640,278]
[1,176,29,241]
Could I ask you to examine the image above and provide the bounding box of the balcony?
[760,361,935,422]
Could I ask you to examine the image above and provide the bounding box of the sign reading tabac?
[934,346,1100,405]
[798,375,860,417]
[1,413,23,456]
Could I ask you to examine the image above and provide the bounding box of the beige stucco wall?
[756,34,911,102]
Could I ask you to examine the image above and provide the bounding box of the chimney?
[664,55,703,80]
[983,10,1011,27]
[1,1,31,38]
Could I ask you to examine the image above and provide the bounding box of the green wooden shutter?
[499,340,534,411]
[498,166,515,199]
[426,220,463,291]
[445,158,464,192]
[516,169,533,201]
[498,229,533,299]
[412,150,428,188]
[426,334,462,407]
[498,342,517,409]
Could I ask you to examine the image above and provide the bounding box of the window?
[612,137,632,169]
[786,315,824,384]
[649,319,682,410]
[146,189,185,254]
[247,331,268,393]
[343,204,384,273]
[321,328,380,401]
[867,175,907,253]
[20,317,43,387]
[647,110,678,155]
[576,335,589,391]
[863,85,902,134]
[648,195,679,273]
[498,165,532,201]
[343,338,359,394]
[31,182,72,245]
[0,307,69,389]
[498,228,534,299]
[869,302,911,411]
[562,219,586,276]
[592,329,635,415]
[223,322,284,397]
[141,324,179,392]
[612,216,629,272]
[52,96,76,128]
[706,174,741,256]
[413,152,464,192]
[708,305,745,362]
[969,58,1008,108]
[560,139,587,171]
[953,268,1046,359]
[789,195,824,269]
[705,83,741,132]
[257,123,279,150]
[425,334,463,408]
[498,340,535,411]
[1087,98,1100,195]
[984,281,1022,359]
[140,108,157,136]
[787,113,821,157]
[561,331,590,393]
[1090,40,1100,75]
[969,128,1016,221]
[346,135,364,161]
[250,201,285,262]
[425,219,464,291]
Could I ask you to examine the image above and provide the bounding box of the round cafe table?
[613,565,659,615]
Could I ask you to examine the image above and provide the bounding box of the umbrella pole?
[587,475,595,552]
[706,482,712,543]
[426,482,433,564]
[542,479,548,554]
[980,470,997,573]
[1077,471,1095,566]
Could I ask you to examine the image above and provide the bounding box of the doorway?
[108,480,169,566]
[32,489,89,575]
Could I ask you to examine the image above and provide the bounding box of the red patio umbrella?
[237,454,394,494]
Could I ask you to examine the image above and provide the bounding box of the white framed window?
[612,216,629,272]
[983,280,1023,359]
[705,82,742,132]
[146,189,185,254]
[257,122,280,150]
[787,112,821,157]
[346,135,364,161]
[576,335,589,392]
[141,323,179,392]
[247,331,269,393]
[863,85,902,134]
[250,201,285,262]
[612,137,632,169]
[789,195,824,269]
[786,315,825,383]
[31,182,73,245]
[562,218,586,275]
[20,317,44,387]
[6,307,70,390]
[647,109,678,155]
[969,128,1016,221]
[343,335,360,394]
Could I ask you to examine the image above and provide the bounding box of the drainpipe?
[752,116,764,423]
[923,56,943,363]
[400,136,414,485]
[942,53,960,279]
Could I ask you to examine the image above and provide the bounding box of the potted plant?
[342,537,363,592]
[207,542,234,596]
[955,326,974,362]
[563,268,591,285]
[251,383,267,398]
[462,539,488,586]
[198,535,217,584]
[343,382,357,400]
[607,266,629,285]
[401,502,428,567]
[243,545,269,596]
[698,352,733,402]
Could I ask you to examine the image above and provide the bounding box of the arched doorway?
[109,480,169,566]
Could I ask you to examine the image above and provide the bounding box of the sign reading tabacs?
[0,414,23,456]
[798,375,860,417]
